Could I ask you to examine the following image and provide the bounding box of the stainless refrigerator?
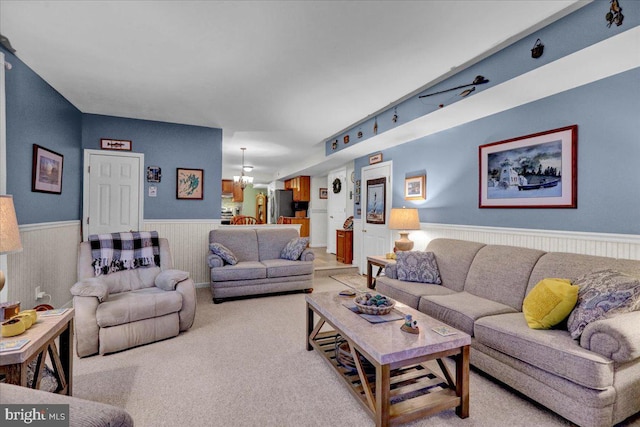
[270,189,294,223]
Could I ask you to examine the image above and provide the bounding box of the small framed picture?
[369,153,383,165]
[405,175,426,200]
[32,144,63,194]
[177,168,204,200]
[100,138,132,151]
[319,188,328,199]
[147,166,162,182]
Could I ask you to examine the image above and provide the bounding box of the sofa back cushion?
[426,239,486,292]
[527,252,640,294]
[78,238,173,293]
[257,228,300,261]
[209,228,259,262]
[464,245,545,311]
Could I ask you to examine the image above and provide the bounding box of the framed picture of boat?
[479,125,577,208]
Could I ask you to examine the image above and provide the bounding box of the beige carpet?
[330,273,368,291]
[72,277,639,427]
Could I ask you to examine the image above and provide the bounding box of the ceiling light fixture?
[233,148,254,190]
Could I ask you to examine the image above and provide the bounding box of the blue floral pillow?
[567,269,640,339]
[280,237,309,261]
[209,243,238,265]
[396,251,442,284]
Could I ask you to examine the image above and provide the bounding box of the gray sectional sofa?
[376,238,640,427]
[208,227,314,303]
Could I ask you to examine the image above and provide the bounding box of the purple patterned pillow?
[396,251,442,284]
[209,243,238,265]
[280,237,309,261]
[567,269,640,339]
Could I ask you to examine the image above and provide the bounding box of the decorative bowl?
[354,294,395,315]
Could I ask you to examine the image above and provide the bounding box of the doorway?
[82,150,144,241]
[360,161,392,273]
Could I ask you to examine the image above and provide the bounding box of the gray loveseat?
[208,227,314,303]
[376,238,640,427]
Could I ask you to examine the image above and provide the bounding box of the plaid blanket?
[89,231,160,276]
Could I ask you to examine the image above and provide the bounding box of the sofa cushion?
[523,278,578,329]
[464,245,545,311]
[280,237,309,261]
[376,276,455,309]
[419,291,517,336]
[262,259,313,278]
[474,312,614,390]
[96,287,183,328]
[396,251,441,284]
[257,228,300,261]
[425,239,486,292]
[210,261,267,282]
[209,243,238,265]
[209,229,259,262]
[567,269,640,340]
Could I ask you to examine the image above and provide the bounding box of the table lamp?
[0,195,23,292]
[388,207,420,252]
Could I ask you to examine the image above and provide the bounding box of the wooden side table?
[366,255,395,289]
[0,308,74,395]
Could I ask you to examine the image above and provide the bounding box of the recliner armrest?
[155,269,190,291]
[70,278,109,302]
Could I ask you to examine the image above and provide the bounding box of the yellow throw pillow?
[523,278,578,329]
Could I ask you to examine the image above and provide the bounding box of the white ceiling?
[1,0,585,184]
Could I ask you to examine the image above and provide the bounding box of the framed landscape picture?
[366,178,386,224]
[479,125,577,208]
[405,175,426,200]
[176,168,204,200]
[32,144,64,194]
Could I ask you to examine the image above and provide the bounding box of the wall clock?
[332,178,342,194]
[350,171,355,183]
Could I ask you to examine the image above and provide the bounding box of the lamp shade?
[0,195,22,255]
[388,207,420,231]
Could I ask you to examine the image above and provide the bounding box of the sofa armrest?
[580,311,640,363]
[175,277,196,331]
[207,253,224,268]
[72,295,101,357]
[300,248,315,262]
[155,269,189,291]
[70,278,109,302]
[385,264,398,279]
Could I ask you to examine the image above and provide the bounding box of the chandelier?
[233,147,254,189]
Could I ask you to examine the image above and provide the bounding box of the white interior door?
[83,150,144,240]
[360,161,392,272]
[326,168,347,254]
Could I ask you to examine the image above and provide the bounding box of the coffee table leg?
[306,303,313,351]
[375,364,391,427]
[456,345,470,418]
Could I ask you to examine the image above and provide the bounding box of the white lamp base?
[394,232,414,252]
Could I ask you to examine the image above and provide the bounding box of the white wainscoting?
[410,223,640,260]
[7,221,81,308]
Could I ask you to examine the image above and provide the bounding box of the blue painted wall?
[82,115,222,219]
[350,2,640,235]
[3,47,83,224]
[2,46,223,224]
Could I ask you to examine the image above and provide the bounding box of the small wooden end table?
[0,308,74,395]
[366,255,395,289]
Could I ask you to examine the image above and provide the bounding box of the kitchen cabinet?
[281,217,309,238]
[222,179,243,202]
[336,229,353,264]
[221,180,234,194]
[232,181,243,202]
[284,176,310,202]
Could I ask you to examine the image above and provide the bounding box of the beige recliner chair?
[71,238,196,357]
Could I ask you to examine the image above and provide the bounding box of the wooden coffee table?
[306,292,470,427]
